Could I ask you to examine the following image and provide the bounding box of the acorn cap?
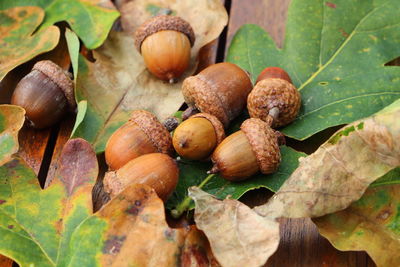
[191,113,225,144]
[247,78,301,128]
[135,15,195,52]
[130,110,173,155]
[182,75,230,127]
[240,118,281,174]
[33,60,75,110]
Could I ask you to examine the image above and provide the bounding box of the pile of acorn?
[9,15,301,215]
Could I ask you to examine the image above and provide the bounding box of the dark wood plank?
[227,0,290,49]
[18,127,51,176]
[45,114,75,188]
[227,0,374,266]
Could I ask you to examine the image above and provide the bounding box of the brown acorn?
[210,118,281,181]
[11,60,75,129]
[173,113,225,160]
[135,15,195,83]
[105,110,173,170]
[256,66,292,84]
[247,78,301,128]
[104,153,179,201]
[182,62,252,128]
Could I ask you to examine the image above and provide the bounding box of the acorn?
[182,62,252,128]
[256,66,292,84]
[135,15,195,83]
[10,60,75,129]
[104,153,179,201]
[173,113,225,160]
[248,68,301,128]
[105,110,173,170]
[210,118,281,181]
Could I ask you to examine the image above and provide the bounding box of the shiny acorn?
[210,118,281,181]
[105,110,173,170]
[135,15,195,83]
[182,62,252,128]
[103,153,179,202]
[11,60,75,129]
[173,113,225,160]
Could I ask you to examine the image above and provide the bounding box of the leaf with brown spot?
[0,6,60,80]
[0,105,25,166]
[71,0,228,153]
[0,137,216,265]
[255,99,400,219]
[69,184,217,267]
[314,184,400,267]
[0,138,98,266]
[190,99,400,267]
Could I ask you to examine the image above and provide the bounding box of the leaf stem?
[170,173,216,218]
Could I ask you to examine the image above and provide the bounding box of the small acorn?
[173,113,225,160]
[182,62,252,128]
[256,66,292,84]
[11,60,75,129]
[105,110,173,170]
[135,15,195,83]
[210,118,281,181]
[104,153,179,201]
[248,68,301,128]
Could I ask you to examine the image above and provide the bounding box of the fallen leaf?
[0,0,119,49]
[0,6,60,80]
[314,184,400,267]
[0,138,216,266]
[189,187,279,267]
[72,0,228,153]
[0,105,25,166]
[255,98,400,219]
[191,98,400,267]
[227,0,400,140]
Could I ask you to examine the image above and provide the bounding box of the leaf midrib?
[297,2,386,91]
[0,209,55,266]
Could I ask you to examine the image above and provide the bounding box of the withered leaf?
[191,98,400,267]
[72,0,228,153]
[0,138,216,266]
[314,184,400,267]
[0,105,25,166]
[189,187,279,267]
[0,6,60,80]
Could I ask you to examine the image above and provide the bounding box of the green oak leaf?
[0,105,25,166]
[167,146,305,213]
[0,6,60,80]
[0,0,119,49]
[314,183,400,267]
[227,0,400,140]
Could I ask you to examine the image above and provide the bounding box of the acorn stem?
[269,107,280,121]
[182,106,200,120]
[163,116,180,132]
[171,173,216,218]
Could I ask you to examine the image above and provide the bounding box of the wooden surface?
[0,0,375,266]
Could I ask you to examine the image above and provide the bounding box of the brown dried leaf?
[189,187,279,267]
[255,103,400,218]
[72,0,228,153]
[190,99,400,267]
[89,184,217,266]
[314,184,400,267]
